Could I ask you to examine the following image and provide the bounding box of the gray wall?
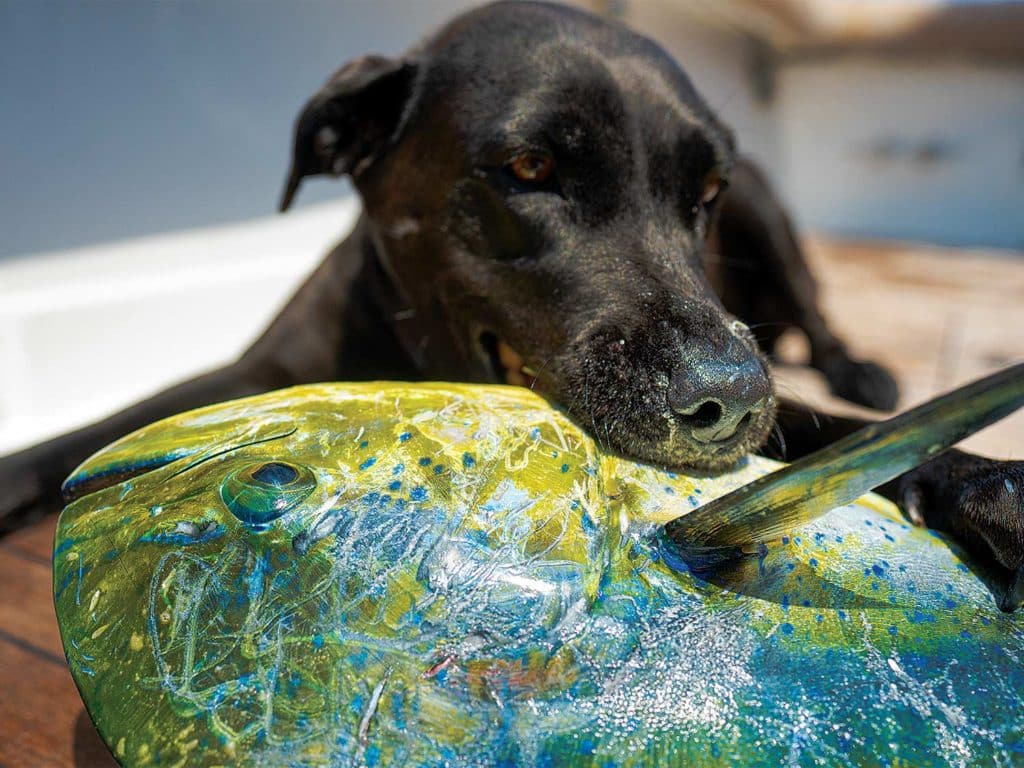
[775,57,1024,250]
[0,0,479,259]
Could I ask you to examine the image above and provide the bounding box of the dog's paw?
[893,450,1024,611]
[820,355,899,411]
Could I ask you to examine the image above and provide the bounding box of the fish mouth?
[479,332,539,389]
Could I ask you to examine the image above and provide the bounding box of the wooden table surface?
[1,236,1021,767]
[0,514,116,768]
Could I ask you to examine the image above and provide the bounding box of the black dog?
[2,2,1021,603]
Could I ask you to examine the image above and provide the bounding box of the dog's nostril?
[670,389,767,445]
[681,400,723,429]
[683,402,759,445]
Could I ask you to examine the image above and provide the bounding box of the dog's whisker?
[565,368,607,454]
[529,356,556,392]
[772,382,820,423]
[770,420,787,459]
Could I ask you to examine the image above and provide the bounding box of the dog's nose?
[667,354,771,445]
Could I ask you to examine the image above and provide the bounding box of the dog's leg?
[709,158,898,411]
[770,397,1024,609]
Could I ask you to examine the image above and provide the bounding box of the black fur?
[1,1,1019,607]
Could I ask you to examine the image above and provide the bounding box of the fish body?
[54,384,1024,767]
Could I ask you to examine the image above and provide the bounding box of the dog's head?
[282,1,774,470]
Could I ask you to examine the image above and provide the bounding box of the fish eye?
[252,462,299,485]
[220,461,315,530]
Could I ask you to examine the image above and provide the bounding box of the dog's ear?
[279,55,417,212]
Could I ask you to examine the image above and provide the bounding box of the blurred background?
[1,0,1022,457]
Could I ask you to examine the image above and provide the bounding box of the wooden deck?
[774,236,1024,459]
[0,513,116,767]
[0,236,1021,767]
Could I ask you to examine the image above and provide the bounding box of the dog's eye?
[701,171,723,207]
[508,153,555,185]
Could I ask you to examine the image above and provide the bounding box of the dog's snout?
[668,355,771,445]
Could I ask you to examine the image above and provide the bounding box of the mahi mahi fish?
[54,374,1024,767]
